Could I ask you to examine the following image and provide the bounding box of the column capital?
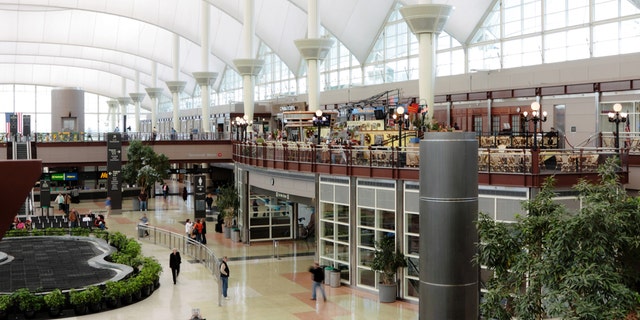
[294,38,335,61]
[116,97,132,106]
[145,87,164,99]
[166,81,187,94]
[106,100,119,108]
[193,71,219,86]
[129,92,146,103]
[233,59,264,76]
[400,4,453,35]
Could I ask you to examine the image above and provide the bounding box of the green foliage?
[109,232,129,250]
[476,158,640,319]
[369,235,407,285]
[85,286,103,305]
[43,289,65,309]
[70,227,91,237]
[216,184,239,227]
[140,257,163,282]
[122,140,170,191]
[12,288,43,312]
[0,294,14,311]
[104,281,126,300]
[69,289,89,306]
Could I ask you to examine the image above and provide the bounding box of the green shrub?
[43,289,65,309]
[12,288,43,312]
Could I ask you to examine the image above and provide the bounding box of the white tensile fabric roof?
[0,0,492,105]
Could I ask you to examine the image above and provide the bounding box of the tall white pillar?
[168,34,185,131]
[233,0,263,124]
[117,97,132,131]
[129,93,146,132]
[193,0,218,134]
[107,100,119,132]
[128,71,144,132]
[400,4,453,124]
[295,0,334,113]
[145,88,164,133]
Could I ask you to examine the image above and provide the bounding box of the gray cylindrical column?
[420,132,478,320]
[51,88,84,132]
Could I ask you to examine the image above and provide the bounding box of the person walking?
[220,256,230,299]
[309,262,327,302]
[182,186,188,202]
[169,248,181,285]
[105,197,112,217]
[138,190,148,211]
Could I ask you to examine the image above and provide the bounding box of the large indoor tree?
[476,157,640,320]
[122,140,170,193]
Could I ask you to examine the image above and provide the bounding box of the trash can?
[137,225,146,238]
[324,266,333,285]
[330,270,341,288]
[231,228,241,242]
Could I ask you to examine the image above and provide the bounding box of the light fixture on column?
[312,109,327,145]
[393,106,409,148]
[608,103,628,152]
[521,101,547,151]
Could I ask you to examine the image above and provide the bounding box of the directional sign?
[194,174,207,219]
[40,180,51,208]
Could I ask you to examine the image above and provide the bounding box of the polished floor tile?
[38,182,418,320]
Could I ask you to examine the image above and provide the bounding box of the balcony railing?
[232,141,628,185]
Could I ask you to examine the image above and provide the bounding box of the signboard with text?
[193,174,206,219]
[106,133,122,210]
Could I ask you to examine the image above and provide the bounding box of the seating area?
[13,213,100,230]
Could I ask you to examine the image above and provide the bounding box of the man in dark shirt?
[169,248,181,284]
[309,262,327,301]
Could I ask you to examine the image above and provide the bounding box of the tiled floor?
[21,182,419,320]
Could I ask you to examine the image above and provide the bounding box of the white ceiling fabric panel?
[321,0,395,64]
[0,0,493,103]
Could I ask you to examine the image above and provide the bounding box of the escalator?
[12,141,34,215]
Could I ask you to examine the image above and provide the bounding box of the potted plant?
[85,286,103,312]
[12,288,42,318]
[69,289,89,315]
[369,235,407,303]
[104,281,124,308]
[43,289,65,317]
[0,294,14,320]
[215,184,239,238]
[122,140,170,209]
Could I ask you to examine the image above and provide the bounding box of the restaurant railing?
[233,141,628,175]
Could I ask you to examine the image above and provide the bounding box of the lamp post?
[312,109,326,145]
[233,116,251,141]
[522,102,547,151]
[608,103,628,152]
[393,106,409,147]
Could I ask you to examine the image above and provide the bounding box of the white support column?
[401,4,453,124]
[145,88,164,133]
[233,0,263,124]
[169,34,183,131]
[129,71,143,132]
[129,93,146,132]
[117,96,132,132]
[151,62,159,128]
[193,1,217,133]
[295,0,334,113]
[107,100,119,132]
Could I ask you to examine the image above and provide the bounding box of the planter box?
[378,283,397,303]
[231,229,240,242]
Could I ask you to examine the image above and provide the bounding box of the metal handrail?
[137,224,223,307]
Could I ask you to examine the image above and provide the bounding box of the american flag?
[5,112,23,134]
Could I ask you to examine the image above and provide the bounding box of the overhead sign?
[50,173,78,181]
